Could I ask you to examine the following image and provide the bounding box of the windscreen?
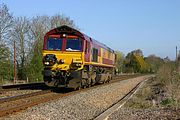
[46,38,62,50]
[66,38,82,51]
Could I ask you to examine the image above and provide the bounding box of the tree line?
[0,3,75,83]
[115,49,168,74]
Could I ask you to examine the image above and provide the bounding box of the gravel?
[1,76,149,120]
[108,108,180,120]
[0,90,42,99]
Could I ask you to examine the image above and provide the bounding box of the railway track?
[94,77,150,120]
[0,89,52,104]
[0,74,145,117]
[0,82,48,92]
[0,88,76,117]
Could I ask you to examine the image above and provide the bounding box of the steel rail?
[0,74,145,117]
[94,76,153,120]
[0,82,46,92]
[0,90,52,104]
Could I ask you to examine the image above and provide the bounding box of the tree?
[115,50,124,74]
[133,55,148,72]
[0,44,13,81]
[124,49,148,73]
[50,14,75,29]
[144,54,164,73]
[0,3,13,82]
[25,16,50,81]
[10,17,31,80]
[0,3,13,44]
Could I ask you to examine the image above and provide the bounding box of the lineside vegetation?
[124,60,180,109]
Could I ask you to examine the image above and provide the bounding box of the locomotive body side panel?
[83,37,115,68]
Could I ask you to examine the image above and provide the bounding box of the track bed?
[0,75,151,119]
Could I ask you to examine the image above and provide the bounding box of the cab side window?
[92,48,98,62]
[85,41,90,53]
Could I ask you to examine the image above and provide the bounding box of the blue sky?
[1,0,180,60]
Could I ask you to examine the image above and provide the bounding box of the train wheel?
[87,78,91,87]
[107,75,111,83]
[87,84,91,88]
[81,79,87,89]
[77,87,81,90]
[74,82,82,90]
[75,84,82,90]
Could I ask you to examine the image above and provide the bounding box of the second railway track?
[0,82,48,92]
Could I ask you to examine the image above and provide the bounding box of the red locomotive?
[42,25,116,89]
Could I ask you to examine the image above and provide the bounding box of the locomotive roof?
[46,25,114,53]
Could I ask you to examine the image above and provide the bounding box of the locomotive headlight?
[75,63,81,67]
[44,61,50,65]
[59,59,65,64]
[72,58,82,68]
[43,54,57,66]
[63,34,66,37]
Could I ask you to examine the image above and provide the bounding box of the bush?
[157,62,180,107]
[161,98,175,106]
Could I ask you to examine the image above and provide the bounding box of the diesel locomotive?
[42,25,116,89]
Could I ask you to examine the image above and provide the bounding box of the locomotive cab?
[43,34,83,70]
[42,32,84,87]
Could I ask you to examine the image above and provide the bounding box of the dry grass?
[124,78,155,108]
[157,63,180,107]
[0,79,14,85]
[124,62,180,109]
